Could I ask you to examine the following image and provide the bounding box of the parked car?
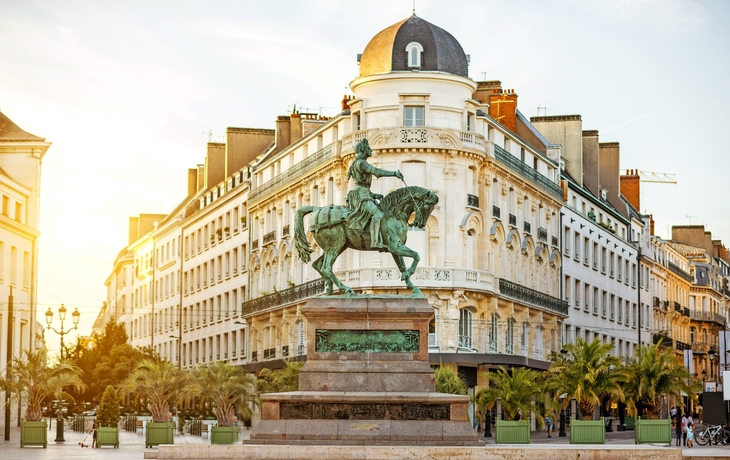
[82,410,96,417]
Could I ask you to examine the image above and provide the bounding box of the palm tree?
[257,360,303,393]
[624,342,695,417]
[192,362,260,426]
[0,348,85,422]
[481,366,545,422]
[546,338,627,419]
[434,364,468,395]
[120,359,191,422]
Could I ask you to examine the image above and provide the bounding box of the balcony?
[690,310,726,325]
[691,342,709,354]
[523,221,531,234]
[467,194,479,208]
[493,145,564,199]
[458,335,473,350]
[251,239,259,251]
[673,301,681,313]
[263,348,276,360]
[508,213,517,227]
[674,340,691,351]
[282,225,290,237]
[342,127,487,153]
[263,231,276,246]
[498,278,569,316]
[297,345,305,356]
[538,227,548,242]
[492,205,501,219]
[653,297,661,308]
[653,331,670,346]
[551,236,558,247]
[241,279,325,317]
[249,144,333,202]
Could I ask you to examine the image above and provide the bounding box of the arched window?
[458,309,472,349]
[405,42,424,68]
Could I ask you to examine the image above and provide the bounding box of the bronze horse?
[294,186,438,295]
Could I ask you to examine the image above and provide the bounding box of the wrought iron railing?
[690,310,726,324]
[249,144,333,202]
[467,194,479,208]
[538,227,547,242]
[282,225,290,237]
[263,348,276,360]
[674,340,691,351]
[251,239,259,251]
[498,278,568,316]
[653,331,670,346]
[492,205,501,219]
[297,345,305,355]
[673,301,681,312]
[240,279,325,317]
[551,236,558,247]
[508,213,517,227]
[493,145,563,199]
[458,335,473,349]
[263,231,276,246]
[282,345,289,358]
[523,222,531,234]
[251,351,257,362]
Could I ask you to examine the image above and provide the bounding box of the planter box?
[495,419,530,444]
[635,417,671,445]
[210,425,239,444]
[20,420,47,448]
[96,426,119,448]
[570,418,605,444]
[624,416,635,430]
[145,422,174,448]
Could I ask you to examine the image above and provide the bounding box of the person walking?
[675,412,682,446]
[91,421,97,448]
[545,412,554,438]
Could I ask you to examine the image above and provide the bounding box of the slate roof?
[0,112,45,142]
[359,15,468,78]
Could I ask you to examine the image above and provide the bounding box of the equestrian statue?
[294,138,438,296]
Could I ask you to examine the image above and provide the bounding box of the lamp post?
[44,304,80,360]
[702,368,707,392]
[709,346,716,381]
[558,347,568,437]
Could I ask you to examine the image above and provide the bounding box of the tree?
[481,366,545,422]
[257,361,303,393]
[97,385,121,428]
[120,359,191,422]
[546,338,627,419]
[0,348,85,421]
[624,342,695,417]
[434,364,467,395]
[193,362,259,426]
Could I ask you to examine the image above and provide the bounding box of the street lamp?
[558,347,568,437]
[44,304,80,360]
[702,368,707,391]
[708,346,716,380]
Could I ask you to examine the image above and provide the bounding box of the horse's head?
[411,189,438,229]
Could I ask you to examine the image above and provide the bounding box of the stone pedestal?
[248,296,480,445]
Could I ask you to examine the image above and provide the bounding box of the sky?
[0,0,728,345]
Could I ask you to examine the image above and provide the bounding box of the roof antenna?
[413,0,416,15]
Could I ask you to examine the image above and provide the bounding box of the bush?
[97,385,120,428]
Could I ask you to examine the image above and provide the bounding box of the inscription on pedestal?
[280,403,450,420]
[315,329,419,353]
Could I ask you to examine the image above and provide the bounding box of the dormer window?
[406,42,424,69]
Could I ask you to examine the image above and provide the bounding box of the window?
[466,113,475,132]
[489,314,498,352]
[354,112,361,131]
[458,309,472,349]
[406,41,424,68]
[404,106,425,126]
[505,320,514,354]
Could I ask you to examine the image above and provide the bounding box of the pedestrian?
[670,406,677,419]
[91,421,97,448]
[545,413,553,438]
[686,420,694,448]
[675,412,682,446]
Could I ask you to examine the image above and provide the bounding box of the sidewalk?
[0,425,252,460]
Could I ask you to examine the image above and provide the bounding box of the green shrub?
[97,385,120,428]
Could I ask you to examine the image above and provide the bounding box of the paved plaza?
[0,425,729,459]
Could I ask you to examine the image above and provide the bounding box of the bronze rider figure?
[345,139,403,248]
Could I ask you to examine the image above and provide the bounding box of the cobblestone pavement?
[0,425,728,459]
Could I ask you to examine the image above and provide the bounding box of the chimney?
[274,115,291,154]
[488,88,518,133]
[197,164,205,192]
[531,115,583,186]
[650,214,655,236]
[620,169,640,211]
[598,142,620,210]
[290,112,302,143]
[187,168,198,197]
[205,142,226,190]
[582,130,600,194]
[225,127,275,176]
[341,95,354,112]
[128,217,139,246]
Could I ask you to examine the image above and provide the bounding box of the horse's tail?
[294,206,317,263]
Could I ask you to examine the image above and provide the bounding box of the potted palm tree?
[434,364,468,395]
[625,343,694,445]
[473,386,498,437]
[482,366,544,444]
[547,339,627,444]
[0,348,84,448]
[120,359,190,448]
[193,362,259,444]
[95,385,120,448]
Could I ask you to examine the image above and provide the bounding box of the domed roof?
[359,15,468,78]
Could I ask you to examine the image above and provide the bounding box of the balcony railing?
[249,144,333,202]
[263,231,276,246]
[251,351,257,363]
[538,227,548,242]
[498,278,569,316]
[467,194,479,208]
[691,342,709,354]
[263,348,276,360]
[282,345,289,358]
[690,310,726,325]
[653,331,670,346]
[493,145,563,199]
[297,345,305,356]
[673,301,681,312]
[251,239,259,251]
[458,335,473,350]
[523,222,531,234]
[551,236,558,247]
[492,205,501,219]
[241,279,325,317]
[282,225,290,237]
[674,340,691,351]
[508,213,517,227]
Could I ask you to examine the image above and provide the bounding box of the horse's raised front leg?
[386,241,421,294]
